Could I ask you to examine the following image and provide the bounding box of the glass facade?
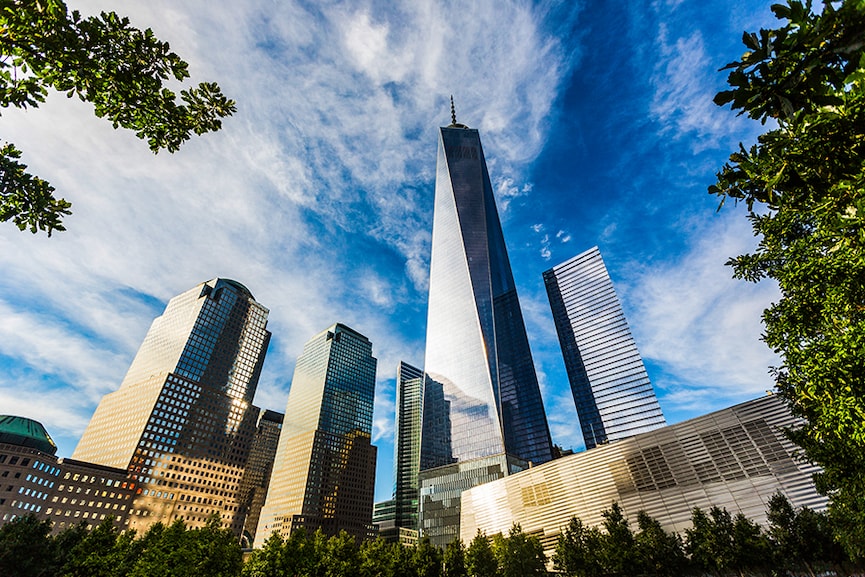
[393,361,423,535]
[460,395,827,560]
[420,124,553,546]
[237,409,284,547]
[255,324,378,545]
[544,247,666,449]
[72,279,271,537]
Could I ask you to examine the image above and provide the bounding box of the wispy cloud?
[648,1,773,153]
[621,212,780,418]
[650,28,733,150]
[0,0,582,463]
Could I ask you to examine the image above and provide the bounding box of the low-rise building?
[0,415,135,532]
[460,395,826,557]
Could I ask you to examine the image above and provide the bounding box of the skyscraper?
[255,323,377,545]
[392,361,423,537]
[237,409,284,547]
[73,278,271,535]
[419,111,554,545]
[543,246,666,449]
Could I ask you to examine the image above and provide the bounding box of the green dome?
[0,416,57,455]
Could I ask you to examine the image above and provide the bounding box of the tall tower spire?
[448,95,468,128]
[419,120,553,546]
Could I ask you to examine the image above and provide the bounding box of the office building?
[255,323,378,545]
[543,247,666,448]
[237,409,284,547]
[460,394,827,559]
[419,109,554,545]
[0,415,136,532]
[392,361,423,538]
[72,278,271,536]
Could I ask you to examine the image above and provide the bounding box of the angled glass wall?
[420,122,553,546]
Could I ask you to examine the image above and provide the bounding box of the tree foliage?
[465,530,497,577]
[443,538,468,577]
[634,511,688,577]
[685,506,772,577]
[2,502,865,577]
[0,0,236,235]
[710,0,865,557]
[0,514,59,577]
[552,517,604,577]
[491,524,546,577]
[766,492,843,576]
[555,504,689,577]
[599,501,638,575]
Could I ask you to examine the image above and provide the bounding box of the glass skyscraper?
[393,361,423,536]
[255,323,377,545]
[419,118,554,546]
[237,409,284,547]
[543,246,666,449]
[73,278,271,536]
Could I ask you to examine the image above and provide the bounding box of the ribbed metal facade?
[544,247,666,448]
[461,395,827,558]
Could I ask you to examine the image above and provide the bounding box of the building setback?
[543,247,666,448]
[419,109,554,546]
[460,394,827,559]
[72,278,272,537]
[255,323,377,545]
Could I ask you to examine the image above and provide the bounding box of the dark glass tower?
[73,279,271,536]
[237,409,284,547]
[393,361,423,535]
[419,116,554,545]
[255,323,378,545]
[543,246,666,449]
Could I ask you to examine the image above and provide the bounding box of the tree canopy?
[710,0,865,557]
[0,0,236,235]
[1,503,862,577]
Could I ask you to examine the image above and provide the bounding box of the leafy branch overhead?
[710,0,865,558]
[0,0,236,235]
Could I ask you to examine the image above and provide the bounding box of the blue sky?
[1,0,784,502]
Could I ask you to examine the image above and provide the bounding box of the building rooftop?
[0,415,58,455]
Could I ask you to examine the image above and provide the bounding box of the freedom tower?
[419,104,553,545]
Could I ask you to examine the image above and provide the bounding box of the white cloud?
[621,212,780,417]
[495,177,534,212]
[650,28,731,150]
